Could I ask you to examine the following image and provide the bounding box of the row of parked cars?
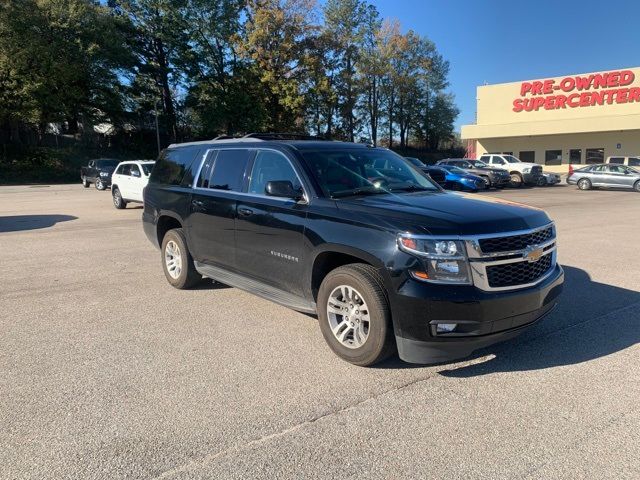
[80,158,155,207]
[405,155,562,192]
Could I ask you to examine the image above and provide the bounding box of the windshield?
[468,160,488,168]
[405,157,424,167]
[97,160,119,168]
[141,163,154,175]
[440,165,466,175]
[503,155,522,164]
[302,148,439,198]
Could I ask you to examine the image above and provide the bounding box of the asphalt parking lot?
[1,182,639,479]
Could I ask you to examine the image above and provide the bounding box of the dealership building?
[461,67,640,172]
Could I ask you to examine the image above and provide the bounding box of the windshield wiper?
[332,188,390,199]
[390,184,432,192]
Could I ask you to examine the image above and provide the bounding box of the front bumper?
[391,264,564,364]
[523,172,544,185]
[490,175,510,187]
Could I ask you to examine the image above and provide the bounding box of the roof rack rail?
[242,132,328,141]
[212,135,235,140]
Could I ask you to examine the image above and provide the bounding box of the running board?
[194,261,317,314]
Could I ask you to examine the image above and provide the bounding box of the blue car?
[423,165,487,192]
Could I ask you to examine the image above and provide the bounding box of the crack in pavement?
[152,301,640,479]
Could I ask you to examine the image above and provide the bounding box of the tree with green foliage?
[323,0,371,141]
[0,0,131,142]
[239,0,316,132]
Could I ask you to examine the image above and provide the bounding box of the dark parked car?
[142,135,563,366]
[567,164,640,191]
[81,159,120,190]
[437,158,510,188]
[423,165,486,192]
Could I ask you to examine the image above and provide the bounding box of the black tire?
[634,180,640,192]
[509,172,524,188]
[480,175,491,188]
[95,179,106,190]
[317,263,395,366]
[577,178,591,190]
[536,176,546,187]
[161,228,201,289]
[82,177,90,188]
[112,187,127,209]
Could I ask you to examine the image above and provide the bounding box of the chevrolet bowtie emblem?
[523,246,543,263]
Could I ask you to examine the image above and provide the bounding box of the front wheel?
[634,180,640,192]
[317,264,395,366]
[95,178,106,190]
[509,172,524,188]
[577,178,592,190]
[161,228,202,289]
[112,187,127,209]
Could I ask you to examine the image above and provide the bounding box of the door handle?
[191,199,204,211]
[238,207,253,217]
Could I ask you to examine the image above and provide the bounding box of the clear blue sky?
[372,0,640,132]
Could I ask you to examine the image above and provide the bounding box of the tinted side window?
[130,164,141,177]
[150,146,201,186]
[120,164,131,176]
[480,155,490,163]
[208,149,251,191]
[248,150,301,195]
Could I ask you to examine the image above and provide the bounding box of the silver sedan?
[567,164,640,191]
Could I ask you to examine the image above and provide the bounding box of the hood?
[336,191,550,236]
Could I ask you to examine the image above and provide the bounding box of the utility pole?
[154,99,161,156]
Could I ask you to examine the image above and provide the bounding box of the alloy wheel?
[326,285,370,349]
[164,240,183,279]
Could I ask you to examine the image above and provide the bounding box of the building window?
[569,149,582,164]
[586,148,604,164]
[629,158,640,167]
[545,150,562,165]
[608,157,624,164]
[519,151,535,163]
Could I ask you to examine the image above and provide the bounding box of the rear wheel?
[82,176,90,188]
[317,264,395,366]
[112,187,127,209]
[509,172,524,188]
[577,178,592,190]
[161,228,201,289]
[634,180,640,192]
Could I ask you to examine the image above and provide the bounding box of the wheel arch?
[309,244,387,302]
[156,213,184,247]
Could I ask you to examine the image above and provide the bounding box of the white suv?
[478,154,543,187]
[111,161,155,209]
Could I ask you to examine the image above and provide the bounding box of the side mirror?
[265,180,303,200]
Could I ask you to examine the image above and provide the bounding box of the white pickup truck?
[111,160,155,209]
[478,154,543,187]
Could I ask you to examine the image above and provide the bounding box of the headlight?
[398,235,472,284]
[522,167,531,174]
[100,171,109,177]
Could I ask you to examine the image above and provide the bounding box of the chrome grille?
[486,253,553,288]
[478,226,553,254]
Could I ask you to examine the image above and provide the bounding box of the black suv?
[142,136,564,366]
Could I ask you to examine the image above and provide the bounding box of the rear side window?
[119,164,131,176]
[208,149,251,191]
[150,147,201,186]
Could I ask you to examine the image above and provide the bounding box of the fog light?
[436,323,457,333]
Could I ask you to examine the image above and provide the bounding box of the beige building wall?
[462,67,640,172]
[476,130,640,173]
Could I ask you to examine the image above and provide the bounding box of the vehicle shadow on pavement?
[0,214,77,233]
[439,265,640,377]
